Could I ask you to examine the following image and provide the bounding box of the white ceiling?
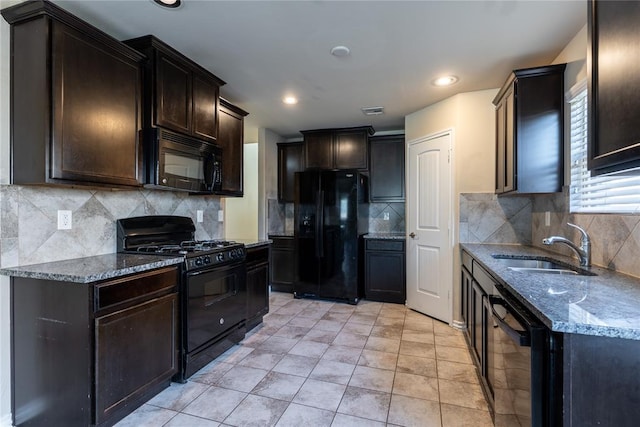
[52,0,587,140]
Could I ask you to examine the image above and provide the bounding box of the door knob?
[409,232,416,238]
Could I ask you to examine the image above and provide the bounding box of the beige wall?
[405,88,498,327]
[224,143,259,240]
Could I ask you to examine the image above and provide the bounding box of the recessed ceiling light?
[152,0,182,9]
[283,96,298,105]
[432,75,459,87]
[330,45,351,58]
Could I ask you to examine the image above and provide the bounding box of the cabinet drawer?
[247,246,270,265]
[472,262,495,294]
[270,236,294,250]
[94,267,179,313]
[462,250,473,272]
[365,239,404,252]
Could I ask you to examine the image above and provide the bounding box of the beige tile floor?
[115,292,493,427]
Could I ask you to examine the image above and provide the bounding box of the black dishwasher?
[489,284,557,427]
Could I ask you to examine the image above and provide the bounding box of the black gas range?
[117,215,248,382]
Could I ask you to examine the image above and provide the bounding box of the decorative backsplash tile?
[0,185,222,267]
[531,188,640,278]
[266,199,406,236]
[459,193,532,244]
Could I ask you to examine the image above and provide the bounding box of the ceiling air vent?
[361,106,384,116]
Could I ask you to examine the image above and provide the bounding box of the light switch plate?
[197,210,204,223]
[218,210,224,222]
[383,212,390,221]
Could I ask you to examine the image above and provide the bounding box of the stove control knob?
[203,256,211,265]
[195,257,203,267]
[216,253,224,262]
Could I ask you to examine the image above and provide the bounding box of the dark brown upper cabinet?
[278,142,305,203]
[124,35,225,144]
[588,1,640,175]
[217,98,248,197]
[369,135,405,202]
[2,0,145,188]
[302,126,374,170]
[493,64,566,194]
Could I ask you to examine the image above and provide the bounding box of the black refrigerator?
[293,170,369,304]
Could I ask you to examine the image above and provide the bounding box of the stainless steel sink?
[491,254,596,276]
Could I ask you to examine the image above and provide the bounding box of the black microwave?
[145,128,222,193]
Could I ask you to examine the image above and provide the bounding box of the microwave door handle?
[489,295,531,346]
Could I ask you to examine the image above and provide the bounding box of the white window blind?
[569,82,640,213]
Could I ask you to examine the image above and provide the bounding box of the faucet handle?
[567,222,590,243]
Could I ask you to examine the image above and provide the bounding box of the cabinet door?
[156,52,192,135]
[471,281,485,371]
[192,72,219,143]
[364,249,406,304]
[369,136,405,202]
[304,132,334,169]
[95,293,177,424]
[218,102,245,195]
[51,22,142,186]
[461,266,472,342]
[589,1,640,175]
[278,143,305,202]
[335,130,368,169]
[503,88,515,193]
[247,261,269,330]
[270,237,295,292]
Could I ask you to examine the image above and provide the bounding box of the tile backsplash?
[267,200,405,236]
[459,193,532,244]
[0,185,222,267]
[531,188,640,278]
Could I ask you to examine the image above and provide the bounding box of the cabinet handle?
[409,232,416,238]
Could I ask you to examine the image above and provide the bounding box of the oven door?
[185,262,247,353]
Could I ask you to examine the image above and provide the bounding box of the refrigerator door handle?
[316,190,324,257]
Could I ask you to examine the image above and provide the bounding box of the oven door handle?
[489,295,530,347]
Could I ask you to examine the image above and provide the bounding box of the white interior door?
[406,131,452,323]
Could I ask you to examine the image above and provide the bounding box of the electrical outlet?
[218,210,224,222]
[545,211,551,227]
[57,210,72,230]
[383,212,390,221]
[197,210,204,223]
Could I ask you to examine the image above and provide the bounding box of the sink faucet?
[542,223,591,267]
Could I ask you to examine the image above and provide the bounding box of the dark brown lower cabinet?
[269,236,295,293]
[364,238,406,303]
[11,266,179,427]
[246,244,270,331]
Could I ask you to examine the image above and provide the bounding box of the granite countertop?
[0,254,183,284]
[364,233,406,240]
[232,239,272,248]
[462,243,640,340]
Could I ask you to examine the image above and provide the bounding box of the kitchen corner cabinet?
[246,244,270,331]
[2,1,145,188]
[278,142,305,203]
[269,236,295,292]
[494,64,565,194]
[460,250,495,405]
[218,98,249,196]
[302,126,374,170]
[11,266,179,427]
[369,135,405,202]
[588,1,640,175]
[364,238,406,303]
[124,35,225,144]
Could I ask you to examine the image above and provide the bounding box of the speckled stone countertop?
[0,254,183,284]
[232,239,272,248]
[462,243,640,340]
[364,233,406,240]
